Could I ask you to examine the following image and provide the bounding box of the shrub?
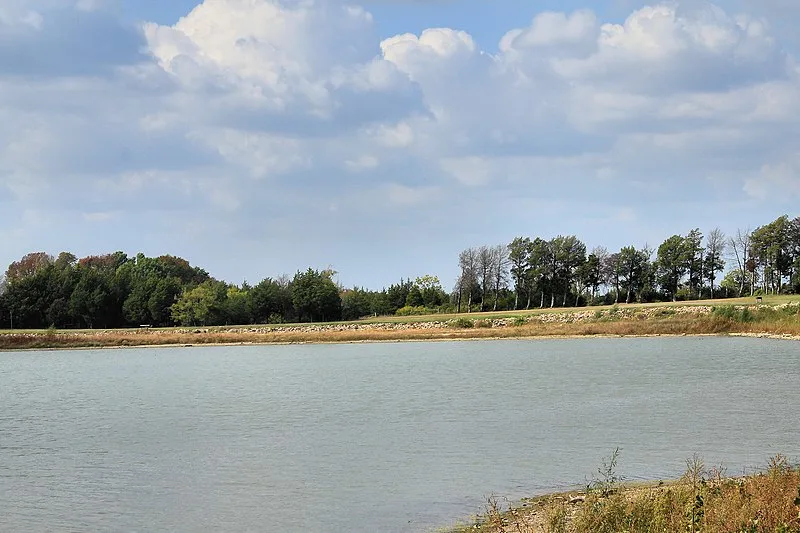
[511,316,526,327]
[474,319,491,328]
[451,317,474,328]
[712,305,755,323]
[267,313,284,324]
[395,305,432,316]
[588,447,623,497]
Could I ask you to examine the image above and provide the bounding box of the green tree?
[527,238,551,309]
[147,278,182,326]
[386,279,413,314]
[405,285,424,307]
[69,267,116,328]
[341,288,373,320]
[507,237,531,310]
[751,215,792,294]
[578,252,602,303]
[249,278,289,323]
[171,280,224,326]
[414,275,446,308]
[685,228,705,297]
[656,235,688,301]
[619,246,651,303]
[291,268,342,323]
[224,285,251,325]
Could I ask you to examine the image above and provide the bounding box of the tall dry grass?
[457,455,800,533]
[2,304,799,351]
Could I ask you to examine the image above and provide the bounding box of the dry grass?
[453,456,800,533]
[1,302,799,351]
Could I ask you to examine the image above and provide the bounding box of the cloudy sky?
[1,0,798,290]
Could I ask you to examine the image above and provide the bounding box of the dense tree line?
[1,214,798,328]
[455,214,800,312]
[0,251,449,329]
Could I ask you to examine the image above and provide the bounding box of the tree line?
[0,214,798,329]
[0,251,449,329]
[454,214,800,312]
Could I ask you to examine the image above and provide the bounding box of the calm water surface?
[1,337,798,532]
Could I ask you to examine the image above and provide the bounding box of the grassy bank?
[449,454,800,533]
[1,297,799,351]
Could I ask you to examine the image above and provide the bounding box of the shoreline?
[1,301,799,351]
[2,330,799,354]
[445,458,800,533]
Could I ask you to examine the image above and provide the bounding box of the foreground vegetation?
[450,452,800,533]
[1,297,798,350]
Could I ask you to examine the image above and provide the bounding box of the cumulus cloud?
[1,0,799,287]
[143,0,423,133]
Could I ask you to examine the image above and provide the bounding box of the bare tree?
[728,228,752,297]
[457,248,479,313]
[590,246,610,299]
[477,245,494,311]
[601,252,622,304]
[491,245,509,311]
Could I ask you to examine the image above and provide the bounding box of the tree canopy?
[1,213,798,330]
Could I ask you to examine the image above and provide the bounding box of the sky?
[1,0,799,290]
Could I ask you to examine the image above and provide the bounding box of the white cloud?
[744,155,800,201]
[345,155,380,172]
[143,0,421,131]
[2,0,800,288]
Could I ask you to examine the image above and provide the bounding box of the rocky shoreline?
[2,303,799,350]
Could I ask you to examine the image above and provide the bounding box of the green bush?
[712,305,754,323]
[511,316,526,327]
[451,317,474,328]
[395,305,432,316]
[267,313,284,324]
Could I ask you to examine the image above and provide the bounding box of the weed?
[588,447,623,497]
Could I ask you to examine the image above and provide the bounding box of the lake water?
[1,337,798,532]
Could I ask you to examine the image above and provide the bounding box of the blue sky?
[1,0,799,290]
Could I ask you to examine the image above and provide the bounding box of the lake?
[1,337,798,532]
